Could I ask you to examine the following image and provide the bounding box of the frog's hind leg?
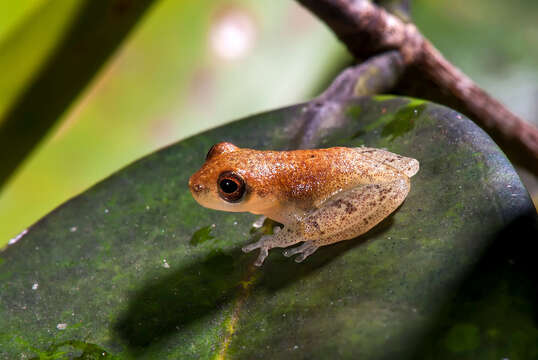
[282,177,411,262]
[244,178,412,265]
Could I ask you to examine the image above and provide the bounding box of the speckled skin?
[189,142,419,266]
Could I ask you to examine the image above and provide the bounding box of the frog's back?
[354,147,419,177]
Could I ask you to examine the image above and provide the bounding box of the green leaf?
[0,96,536,359]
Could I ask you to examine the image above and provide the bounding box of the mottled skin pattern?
[189,142,419,266]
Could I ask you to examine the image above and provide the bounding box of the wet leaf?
[0,96,536,359]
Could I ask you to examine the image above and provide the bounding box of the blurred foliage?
[0,1,47,43]
[0,0,345,246]
[0,0,82,120]
[0,0,156,190]
[0,0,537,246]
[414,0,538,68]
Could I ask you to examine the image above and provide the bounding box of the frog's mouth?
[191,192,246,213]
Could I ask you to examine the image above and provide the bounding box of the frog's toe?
[253,247,269,267]
[283,242,307,257]
[282,247,297,257]
[242,235,266,253]
[283,241,318,262]
[294,246,318,262]
[242,242,260,253]
[243,236,272,266]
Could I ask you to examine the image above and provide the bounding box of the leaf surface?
[0,96,536,359]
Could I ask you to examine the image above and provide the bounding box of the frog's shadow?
[113,216,394,354]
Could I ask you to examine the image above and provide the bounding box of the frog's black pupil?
[220,179,238,193]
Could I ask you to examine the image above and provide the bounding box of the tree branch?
[293,51,405,149]
[297,0,538,162]
[374,0,411,22]
[320,50,404,101]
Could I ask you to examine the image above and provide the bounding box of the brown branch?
[292,51,405,149]
[320,50,404,101]
[420,42,538,160]
[297,0,538,161]
[374,0,411,22]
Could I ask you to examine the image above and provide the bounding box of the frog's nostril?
[192,183,205,193]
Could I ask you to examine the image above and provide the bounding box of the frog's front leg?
[242,225,305,266]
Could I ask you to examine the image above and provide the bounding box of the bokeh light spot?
[210,8,256,61]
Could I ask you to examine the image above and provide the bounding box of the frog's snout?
[191,183,205,193]
[188,175,206,194]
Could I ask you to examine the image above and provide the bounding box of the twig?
[321,50,404,101]
[293,51,405,149]
[297,0,538,161]
[374,0,411,22]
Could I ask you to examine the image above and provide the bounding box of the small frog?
[189,142,419,266]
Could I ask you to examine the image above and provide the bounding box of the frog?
[189,142,419,266]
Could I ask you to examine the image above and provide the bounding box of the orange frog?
[189,142,419,266]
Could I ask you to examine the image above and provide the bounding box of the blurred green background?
[1,0,537,247]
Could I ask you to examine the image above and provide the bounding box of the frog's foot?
[242,235,272,266]
[282,241,319,263]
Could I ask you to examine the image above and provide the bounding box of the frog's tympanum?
[189,142,419,266]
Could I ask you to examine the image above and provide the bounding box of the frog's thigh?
[303,177,410,246]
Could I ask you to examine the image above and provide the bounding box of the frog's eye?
[217,171,245,203]
[206,142,239,160]
[206,144,217,160]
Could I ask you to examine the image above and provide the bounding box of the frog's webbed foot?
[242,234,272,266]
[282,241,319,263]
